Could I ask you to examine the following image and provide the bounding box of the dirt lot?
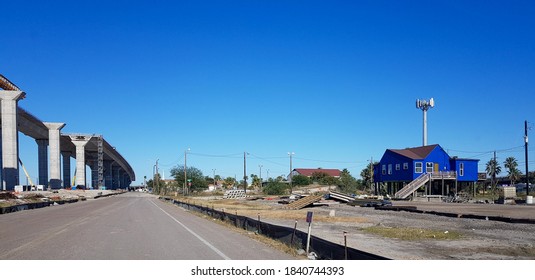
[187,196,535,260]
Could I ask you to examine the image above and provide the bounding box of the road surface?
[0,192,294,260]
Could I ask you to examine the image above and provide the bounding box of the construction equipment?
[97,135,104,189]
[18,158,35,188]
[72,168,77,189]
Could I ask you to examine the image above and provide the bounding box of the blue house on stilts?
[373,144,479,199]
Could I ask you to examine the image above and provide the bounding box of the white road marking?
[150,200,231,260]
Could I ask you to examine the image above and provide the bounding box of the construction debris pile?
[0,189,125,214]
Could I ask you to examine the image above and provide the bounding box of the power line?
[188,152,243,158]
[248,153,287,167]
[293,156,363,165]
[158,155,185,168]
[446,145,524,155]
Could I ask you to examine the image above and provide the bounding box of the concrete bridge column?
[114,167,123,189]
[0,133,2,188]
[90,160,98,189]
[36,139,48,187]
[111,166,118,189]
[44,123,65,189]
[104,161,113,189]
[121,173,126,189]
[120,171,126,189]
[69,135,91,188]
[1,91,25,190]
[62,152,71,188]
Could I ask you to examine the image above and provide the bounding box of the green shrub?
[263,181,289,195]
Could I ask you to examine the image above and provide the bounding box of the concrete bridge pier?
[104,160,113,189]
[113,166,122,190]
[121,173,127,189]
[62,152,71,188]
[44,122,65,189]
[0,133,2,188]
[69,135,91,188]
[36,139,48,187]
[1,91,25,190]
[124,175,131,190]
[90,159,98,189]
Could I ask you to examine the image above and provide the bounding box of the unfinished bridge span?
[0,74,135,190]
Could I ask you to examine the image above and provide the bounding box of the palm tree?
[504,157,521,185]
[486,158,501,193]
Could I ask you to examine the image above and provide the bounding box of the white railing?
[395,173,431,199]
[430,171,457,179]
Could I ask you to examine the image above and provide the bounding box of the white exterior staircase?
[394,173,431,199]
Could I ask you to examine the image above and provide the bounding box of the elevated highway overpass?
[1,74,134,190]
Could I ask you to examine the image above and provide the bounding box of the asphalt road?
[0,192,294,260]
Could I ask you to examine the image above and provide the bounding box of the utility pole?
[493,151,497,191]
[259,165,263,189]
[243,152,247,194]
[525,121,530,196]
[288,152,295,194]
[213,168,216,188]
[369,157,373,194]
[184,148,190,195]
[152,165,155,191]
[155,159,159,195]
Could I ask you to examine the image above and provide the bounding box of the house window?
[460,163,464,176]
[388,164,392,175]
[395,164,400,171]
[426,162,434,173]
[415,162,423,173]
[403,163,409,170]
[382,165,386,175]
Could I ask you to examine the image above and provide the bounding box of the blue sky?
[3,0,535,185]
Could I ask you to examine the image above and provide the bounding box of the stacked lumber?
[284,195,323,210]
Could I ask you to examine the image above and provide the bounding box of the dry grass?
[363,226,462,240]
[0,201,13,208]
[174,202,307,259]
[174,197,369,224]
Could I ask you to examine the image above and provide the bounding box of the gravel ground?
[248,199,535,260]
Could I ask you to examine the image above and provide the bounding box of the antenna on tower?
[416,98,435,146]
